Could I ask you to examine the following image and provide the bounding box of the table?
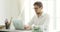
[0,29,32,32]
[0,25,5,29]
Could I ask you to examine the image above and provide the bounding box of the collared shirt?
[28,13,49,32]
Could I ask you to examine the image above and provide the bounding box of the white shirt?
[28,13,49,32]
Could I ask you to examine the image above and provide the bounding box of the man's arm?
[43,14,49,32]
[24,17,34,30]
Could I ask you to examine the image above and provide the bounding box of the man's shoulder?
[43,13,49,17]
[41,13,49,19]
[43,13,49,19]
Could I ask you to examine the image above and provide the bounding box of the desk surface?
[0,29,32,32]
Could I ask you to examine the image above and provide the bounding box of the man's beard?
[36,12,42,16]
[37,13,40,15]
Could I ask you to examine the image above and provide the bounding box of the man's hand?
[24,25,31,30]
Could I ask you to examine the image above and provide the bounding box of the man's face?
[34,5,42,14]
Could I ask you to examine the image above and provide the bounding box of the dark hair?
[34,1,43,8]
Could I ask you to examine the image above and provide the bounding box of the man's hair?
[34,1,43,8]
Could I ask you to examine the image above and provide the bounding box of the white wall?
[0,0,5,18]
[56,0,60,31]
[0,0,25,27]
[0,0,24,21]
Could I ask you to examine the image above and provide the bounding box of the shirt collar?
[35,13,44,18]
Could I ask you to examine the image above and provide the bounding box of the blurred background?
[0,0,60,32]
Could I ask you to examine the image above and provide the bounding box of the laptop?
[12,18,24,30]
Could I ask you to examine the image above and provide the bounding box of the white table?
[0,29,32,32]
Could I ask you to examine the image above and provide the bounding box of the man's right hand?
[24,25,31,30]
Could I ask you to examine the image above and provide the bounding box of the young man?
[25,1,49,32]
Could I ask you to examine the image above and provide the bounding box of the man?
[24,1,49,32]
